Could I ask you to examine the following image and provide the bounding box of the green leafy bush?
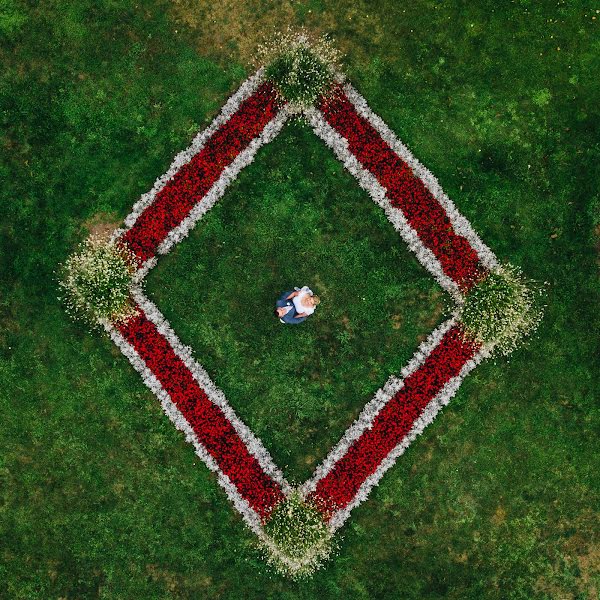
[256,27,343,109]
[459,263,546,356]
[58,235,138,326]
[261,491,336,579]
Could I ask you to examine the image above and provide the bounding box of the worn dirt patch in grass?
[170,0,298,65]
[391,313,403,329]
[81,211,121,240]
[535,508,600,600]
[491,505,507,526]
[577,543,600,600]
[169,0,386,69]
[562,510,600,600]
[146,564,180,594]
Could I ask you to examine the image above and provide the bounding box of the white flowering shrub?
[58,235,138,326]
[255,27,343,110]
[459,263,546,356]
[261,491,336,579]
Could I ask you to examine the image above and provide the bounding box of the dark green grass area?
[145,119,445,482]
[1,1,599,599]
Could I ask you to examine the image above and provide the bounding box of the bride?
[290,285,320,318]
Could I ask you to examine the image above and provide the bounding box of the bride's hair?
[312,295,321,305]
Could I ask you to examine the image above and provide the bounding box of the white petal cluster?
[459,263,546,356]
[260,490,336,579]
[58,234,138,326]
[255,26,344,109]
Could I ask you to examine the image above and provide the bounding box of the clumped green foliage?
[262,492,336,579]
[58,235,137,326]
[257,27,343,109]
[459,264,546,356]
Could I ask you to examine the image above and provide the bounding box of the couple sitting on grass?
[274,285,321,324]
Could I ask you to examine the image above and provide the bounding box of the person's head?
[307,294,320,307]
[275,306,287,318]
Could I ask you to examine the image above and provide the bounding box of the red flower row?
[117,310,285,520]
[308,326,479,517]
[318,88,486,292]
[123,81,282,264]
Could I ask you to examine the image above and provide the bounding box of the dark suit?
[275,290,307,324]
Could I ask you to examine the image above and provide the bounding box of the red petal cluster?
[319,88,486,291]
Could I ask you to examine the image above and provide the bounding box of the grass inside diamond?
[144,119,447,482]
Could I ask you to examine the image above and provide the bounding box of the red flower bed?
[117,310,285,520]
[105,68,499,548]
[318,87,486,291]
[123,82,281,264]
[308,326,479,516]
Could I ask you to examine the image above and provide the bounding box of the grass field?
[1,1,599,598]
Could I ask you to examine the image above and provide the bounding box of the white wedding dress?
[293,285,315,316]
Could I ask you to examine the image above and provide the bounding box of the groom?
[274,289,307,324]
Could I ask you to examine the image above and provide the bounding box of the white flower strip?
[117,68,266,235]
[341,82,499,271]
[131,256,158,285]
[328,343,492,532]
[155,106,292,257]
[131,286,291,492]
[301,318,455,496]
[102,318,266,538]
[303,106,462,302]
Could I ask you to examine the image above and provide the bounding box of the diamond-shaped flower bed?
[145,119,446,483]
[67,44,542,576]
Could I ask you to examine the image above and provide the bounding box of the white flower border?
[112,68,265,239]
[104,67,503,563]
[154,107,291,257]
[102,314,308,573]
[301,317,456,498]
[328,342,492,532]
[130,286,290,493]
[301,315,492,531]
[103,318,264,531]
[113,69,292,276]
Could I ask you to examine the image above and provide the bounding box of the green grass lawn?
[1,1,599,598]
